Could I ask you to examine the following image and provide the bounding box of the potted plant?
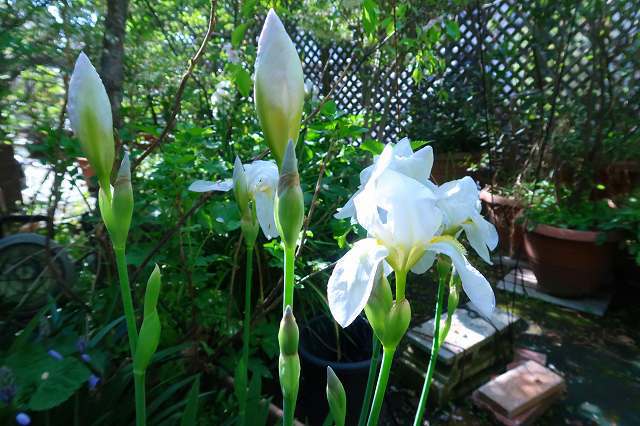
[297,314,374,425]
[480,185,526,259]
[523,181,622,297]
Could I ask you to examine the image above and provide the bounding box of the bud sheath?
[326,367,347,426]
[275,141,304,249]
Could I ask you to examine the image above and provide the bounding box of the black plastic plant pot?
[298,314,375,425]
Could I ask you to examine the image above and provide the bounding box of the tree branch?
[133,0,219,169]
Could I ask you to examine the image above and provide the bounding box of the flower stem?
[114,247,138,357]
[114,247,144,426]
[283,395,295,426]
[240,244,254,425]
[367,347,395,426]
[358,335,381,426]
[281,244,298,425]
[134,371,146,426]
[395,269,407,301]
[412,269,447,426]
[283,245,295,311]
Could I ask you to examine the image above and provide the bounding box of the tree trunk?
[100,0,129,129]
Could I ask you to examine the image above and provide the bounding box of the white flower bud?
[254,9,304,166]
[68,52,115,191]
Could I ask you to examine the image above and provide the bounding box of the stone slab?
[407,303,520,365]
[472,386,563,426]
[496,268,612,316]
[475,360,566,418]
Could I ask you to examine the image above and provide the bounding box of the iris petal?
[327,239,389,327]
[427,241,495,318]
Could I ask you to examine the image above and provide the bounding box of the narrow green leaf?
[180,375,201,426]
[362,0,378,36]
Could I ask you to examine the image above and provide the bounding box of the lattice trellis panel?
[290,0,639,143]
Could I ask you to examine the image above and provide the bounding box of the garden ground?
[392,278,640,425]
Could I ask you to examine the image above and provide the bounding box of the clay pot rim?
[529,223,622,243]
[480,186,523,208]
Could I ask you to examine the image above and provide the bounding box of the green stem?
[114,247,138,358]
[283,245,295,311]
[412,272,446,426]
[395,269,407,301]
[134,372,146,426]
[283,396,295,426]
[367,347,395,426]
[115,247,145,425]
[358,335,382,426]
[438,271,458,348]
[240,245,254,425]
[281,244,298,425]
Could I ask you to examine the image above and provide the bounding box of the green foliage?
[180,375,200,426]
[5,345,91,411]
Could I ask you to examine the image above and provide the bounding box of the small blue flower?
[87,374,100,390]
[0,367,16,404]
[0,383,16,404]
[81,353,91,363]
[15,412,31,425]
[76,338,88,353]
[47,350,63,361]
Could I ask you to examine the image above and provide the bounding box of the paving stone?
[475,360,566,418]
[496,268,612,316]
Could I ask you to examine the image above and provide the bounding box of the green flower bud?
[134,266,162,374]
[326,367,347,426]
[233,157,260,247]
[439,270,460,346]
[278,306,300,404]
[278,352,300,402]
[254,9,305,166]
[98,153,133,250]
[68,52,115,191]
[278,305,299,356]
[134,309,161,374]
[383,299,411,350]
[233,157,250,213]
[144,265,162,318]
[364,266,392,342]
[111,153,133,247]
[274,141,304,249]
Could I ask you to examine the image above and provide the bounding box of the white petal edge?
[334,191,358,220]
[411,250,436,274]
[254,190,279,239]
[188,179,233,192]
[327,239,389,328]
[427,241,495,318]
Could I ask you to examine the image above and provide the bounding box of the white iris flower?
[334,137,434,223]
[190,160,279,239]
[434,176,499,264]
[328,140,496,328]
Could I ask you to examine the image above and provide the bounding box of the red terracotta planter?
[524,224,620,297]
[480,188,525,259]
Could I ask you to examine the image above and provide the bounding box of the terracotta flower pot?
[524,224,620,297]
[480,188,525,259]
